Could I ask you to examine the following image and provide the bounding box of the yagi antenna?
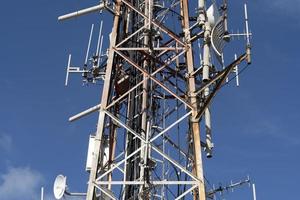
[85,24,94,66]
[208,176,251,198]
[227,4,252,41]
[64,22,107,86]
[244,4,251,46]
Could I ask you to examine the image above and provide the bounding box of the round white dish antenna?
[53,174,67,200]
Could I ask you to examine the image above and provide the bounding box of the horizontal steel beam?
[96,181,198,185]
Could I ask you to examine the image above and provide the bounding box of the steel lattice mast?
[57,0,252,199]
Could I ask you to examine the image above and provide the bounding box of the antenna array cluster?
[54,0,253,199]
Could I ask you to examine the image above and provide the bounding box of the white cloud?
[241,114,300,147]
[257,120,300,146]
[0,167,43,200]
[263,0,300,14]
[273,0,300,9]
[0,133,12,152]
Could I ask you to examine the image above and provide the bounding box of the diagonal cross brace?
[114,49,193,109]
[195,53,247,120]
[121,0,186,47]
[106,48,187,110]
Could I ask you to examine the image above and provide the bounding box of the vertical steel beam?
[180,0,206,199]
[107,121,118,190]
[139,0,152,197]
[86,1,122,200]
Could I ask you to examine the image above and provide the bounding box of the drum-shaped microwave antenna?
[207,3,220,27]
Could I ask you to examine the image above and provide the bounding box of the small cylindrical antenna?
[198,0,205,10]
[85,24,94,65]
[96,21,104,56]
[205,107,213,158]
[222,0,229,40]
[65,54,72,86]
[252,184,257,200]
[198,39,203,66]
[198,0,206,25]
[58,3,106,21]
[202,43,210,82]
[41,187,44,200]
[97,35,104,67]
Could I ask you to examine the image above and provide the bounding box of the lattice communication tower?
[56,0,252,199]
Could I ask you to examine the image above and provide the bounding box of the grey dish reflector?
[211,19,226,58]
[53,175,67,200]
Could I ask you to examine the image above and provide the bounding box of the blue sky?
[0,0,299,200]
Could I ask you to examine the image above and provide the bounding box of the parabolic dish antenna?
[53,174,67,200]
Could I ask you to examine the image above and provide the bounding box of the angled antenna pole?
[234,54,240,86]
[58,2,106,21]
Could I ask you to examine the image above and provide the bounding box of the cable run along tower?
[56,0,252,199]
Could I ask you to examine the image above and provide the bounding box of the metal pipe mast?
[58,0,252,199]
